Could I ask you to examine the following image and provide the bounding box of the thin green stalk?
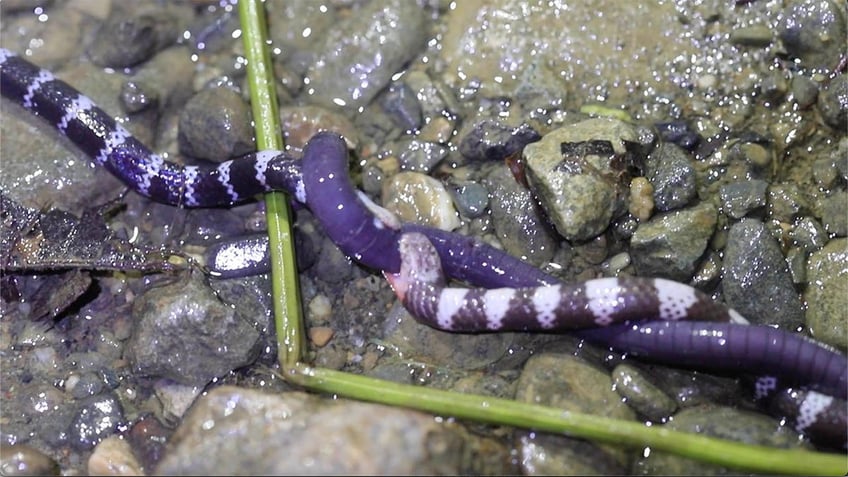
[239,0,304,365]
[237,2,847,475]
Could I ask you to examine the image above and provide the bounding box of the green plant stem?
[237,2,846,475]
[239,0,304,366]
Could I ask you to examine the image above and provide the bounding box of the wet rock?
[266,2,338,74]
[790,216,827,253]
[729,24,773,47]
[805,238,848,349]
[126,272,262,385]
[644,142,697,212]
[379,81,423,132]
[459,119,541,162]
[777,0,847,71]
[382,172,461,231]
[155,386,486,475]
[68,392,125,451]
[628,177,655,220]
[768,183,812,222]
[818,74,848,131]
[514,353,636,475]
[302,0,428,111]
[87,436,144,476]
[790,74,819,109]
[483,166,558,266]
[403,70,461,129]
[0,63,132,211]
[446,180,489,219]
[178,87,255,163]
[67,372,106,399]
[279,105,359,152]
[0,444,60,476]
[128,46,197,112]
[523,118,635,241]
[719,179,768,219]
[126,415,171,472]
[383,139,448,173]
[723,218,804,328]
[439,0,701,106]
[87,3,190,68]
[634,405,807,475]
[630,202,717,281]
[612,364,678,422]
[819,191,848,237]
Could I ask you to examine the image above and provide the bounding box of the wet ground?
[1,0,846,475]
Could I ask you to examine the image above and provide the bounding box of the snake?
[1,48,845,448]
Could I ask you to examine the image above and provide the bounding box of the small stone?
[308,326,335,347]
[0,444,60,476]
[729,24,773,47]
[612,364,678,422]
[307,294,332,324]
[719,180,768,219]
[628,177,654,220]
[819,191,848,237]
[790,74,819,109]
[68,392,125,451]
[630,202,717,281]
[382,172,461,231]
[178,88,255,163]
[87,436,144,476]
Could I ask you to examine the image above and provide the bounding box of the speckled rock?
[523,118,635,241]
[87,435,144,476]
[459,119,541,162]
[68,392,125,451]
[634,405,807,475]
[155,386,494,475]
[178,87,255,163]
[723,218,805,328]
[382,171,461,231]
[719,179,768,219]
[777,0,847,71]
[514,353,636,475]
[805,238,848,349]
[644,142,697,212]
[483,165,558,266]
[126,272,262,386]
[819,190,848,237]
[302,0,428,111]
[630,202,717,281]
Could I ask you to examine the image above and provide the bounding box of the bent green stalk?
[238,1,846,474]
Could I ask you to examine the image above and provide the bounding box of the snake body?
[1,48,845,447]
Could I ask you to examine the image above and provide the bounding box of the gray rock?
[723,218,804,328]
[379,81,423,132]
[645,143,698,212]
[778,0,847,71]
[446,180,489,219]
[303,0,428,111]
[634,405,807,475]
[789,216,827,253]
[514,353,636,475]
[459,119,541,162]
[384,139,448,173]
[178,87,255,163]
[612,364,678,422]
[719,179,768,219]
[523,118,635,241]
[68,392,124,451]
[630,202,717,281]
[483,165,558,266]
[805,238,848,349]
[767,183,812,222]
[819,191,848,237]
[126,272,262,385]
[817,74,848,131]
[156,387,494,475]
[790,74,819,109]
